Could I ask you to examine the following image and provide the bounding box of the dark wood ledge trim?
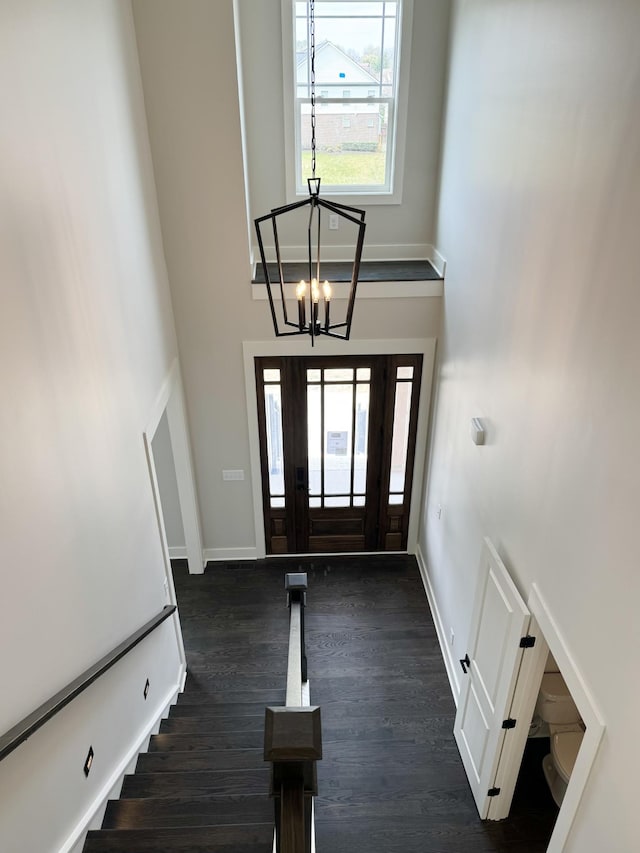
[253,259,443,284]
[0,604,177,762]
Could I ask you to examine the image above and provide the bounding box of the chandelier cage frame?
[253,0,367,345]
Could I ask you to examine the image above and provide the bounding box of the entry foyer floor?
[172,554,558,853]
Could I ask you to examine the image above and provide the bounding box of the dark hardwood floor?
[170,554,558,853]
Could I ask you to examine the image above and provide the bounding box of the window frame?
[281,0,413,206]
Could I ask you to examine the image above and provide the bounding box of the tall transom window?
[283,0,412,202]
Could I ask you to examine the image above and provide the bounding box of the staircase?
[83,687,275,852]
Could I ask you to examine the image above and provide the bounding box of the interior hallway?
[173,556,558,852]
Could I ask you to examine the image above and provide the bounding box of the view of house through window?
[293,1,403,195]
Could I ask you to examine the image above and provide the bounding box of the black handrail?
[0,604,176,762]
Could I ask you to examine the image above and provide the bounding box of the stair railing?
[265,573,322,853]
[0,605,176,763]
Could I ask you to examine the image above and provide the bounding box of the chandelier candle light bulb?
[311,278,320,329]
[323,280,331,330]
[296,280,306,329]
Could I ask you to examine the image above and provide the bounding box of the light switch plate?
[222,469,245,481]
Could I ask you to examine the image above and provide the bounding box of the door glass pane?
[307,368,321,382]
[389,494,403,505]
[325,496,350,507]
[324,383,353,494]
[307,384,322,495]
[356,367,371,381]
[264,384,284,498]
[271,497,285,508]
[354,384,370,492]
[353,495,365,507]
[325,368,353,382]
[389,380,413,495]
[309,496,321,508]
[264,368,281,382]
[397,366,413,379]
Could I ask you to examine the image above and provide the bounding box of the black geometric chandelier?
[254,0,366,345]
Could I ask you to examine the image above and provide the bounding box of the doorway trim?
[144,359,205,575]
[488,582,605,850]
[243,338,436,558]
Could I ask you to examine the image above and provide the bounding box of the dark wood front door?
[255,354,422,554]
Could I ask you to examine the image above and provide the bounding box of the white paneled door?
[454,538,531,819]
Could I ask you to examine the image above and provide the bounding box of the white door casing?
[453,538,530,819]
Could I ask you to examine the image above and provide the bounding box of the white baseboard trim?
[428,246,447,278]
[415,544,460,706]
[203,546,259,564]
[59,669,185,853]
[168,546,187,559]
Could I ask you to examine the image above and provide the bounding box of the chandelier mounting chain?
[253,0,366,344]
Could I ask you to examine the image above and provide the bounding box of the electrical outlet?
[144,678,150,700]
[328,214,339,230]
[84,746,94,777]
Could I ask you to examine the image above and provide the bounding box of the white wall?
[421,2,640,850]
[152,411,186,550]
[132,0,444,557]
[0,2,184,849]
[237,0,451,259]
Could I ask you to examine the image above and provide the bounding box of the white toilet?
[534,670,584,807]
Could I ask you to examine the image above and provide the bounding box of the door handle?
[295,466,307,492]
[459,654,470,674]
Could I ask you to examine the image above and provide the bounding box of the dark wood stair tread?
[151,730,264,750]
[137,748,265,773]
[174,691,285,706]
[168,701,271,717]
[83,823,273,852]
[102,794,272,829]
[159,715,265,735]
[120,767,270,799]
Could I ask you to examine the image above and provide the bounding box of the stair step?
[176,688,285,706]
[137,748,265,773]
[159,714,265,735]
[83,823,273,852]
[151,730,264,751]
[169,701,272,717]
[183,671,286,692]
[120,768,271,799]
[102,793,272,829]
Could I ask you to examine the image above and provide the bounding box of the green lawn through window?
[301,151,386,187]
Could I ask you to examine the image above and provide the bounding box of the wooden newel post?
[264,706,322,853]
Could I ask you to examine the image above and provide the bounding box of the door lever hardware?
[295,466,307,492]
[459,654,470,674]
